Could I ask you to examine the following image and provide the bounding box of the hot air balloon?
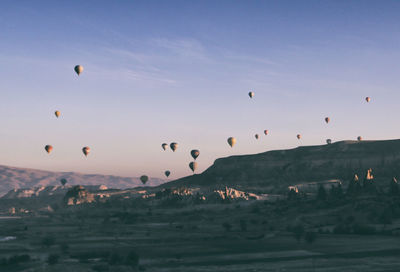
[74,65,83,76]
[82,146,90,157]
[357,136,362,141]
[325,117,330,124]
[164,170,170,178]
[227,137,236,147]
[248,91,254,98]
[326,139,332,144]
[191,149,200,160]
[60,178,67,186]
[170,142,178,152]
[365,97,371,103]
[255,134,259,139]
[264,130,268,135]
[45,145,53,154]
[140,175,149,185]
[55,111,60,118]
[297,134,301,140]
[189,161,198,173]
[161,143,168,151]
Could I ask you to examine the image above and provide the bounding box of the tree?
[317,185,327,201]
[304,232,317,244]
[389,177,399,196]
[47,254,59,265]
[41,236,55,248]
[347,174,361,195]
[240,219,247,232]
[222,222,232,232]
[125,250,140,267]
[292,224,304,242]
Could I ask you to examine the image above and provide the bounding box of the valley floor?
[1,198,400,272]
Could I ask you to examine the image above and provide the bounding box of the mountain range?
[0,165,164,196]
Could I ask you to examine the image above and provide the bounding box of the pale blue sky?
[1,1,400,179]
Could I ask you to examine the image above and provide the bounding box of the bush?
[91,264,110,272]
[60,243,69,253]
[108,252,123,265]
[47,254,59,265]
[304,232,317,244]
[240,219,247,232]
[41,236,55,247]
[292,224,304,242]
[125,250,140,267]
[4,254,31,265]
[353,224,376,235]
[222,222,232,232]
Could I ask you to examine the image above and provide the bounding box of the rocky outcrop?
[64,185,95,205]
[161,139,400,192]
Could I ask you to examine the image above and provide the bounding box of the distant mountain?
[0,165,164,196]
[161,139,400,192]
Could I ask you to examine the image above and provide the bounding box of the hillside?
[0,165,164,196]
[162,139,400,192]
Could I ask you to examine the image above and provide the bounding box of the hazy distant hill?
[162,139,400,192]
[0,165,164,196]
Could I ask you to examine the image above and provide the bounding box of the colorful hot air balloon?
[189,161,198,173]
[161,143,168,151]
[190,149,200,160]
[255,134,259,139]
[326,139,332,144]
[82,146,90,157]
[45,145,53,154]
[357,136,362,141]
[365,97,371,103]
[164,170,170,178]
[227,137,236,147]
[297,134,301,140]
[55,111,60,118]
[170,142,178,152]
[74,65,83,76]
[264,130,268,135]
[325,117,330,124]
[248,91,254,98]
[140,175,149,184]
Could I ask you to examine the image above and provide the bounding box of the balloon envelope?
[55,111,60,118]
[170,142,178,152]
[325,117,330,123]
[164,171,170,177]
[297,134,301,140]
[74,65,83,76]
[357,136,362,141]
[326,139,332,144]
[140,175,149,184]
[191,149,200,160]
[161,143,168,151]
[264,130,268,135]
[45,145,53,154]
[82,146,90,157]
[365,97,371,102]
[248,91,254,98]
[255,134,259,139]
[227,137,236,147]
[189,161,198,173]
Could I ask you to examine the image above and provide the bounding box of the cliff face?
[162,139,400,192]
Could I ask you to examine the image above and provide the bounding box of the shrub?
[41,236,55,247]
[124,250,140,267]
[222,222,232,232]
[47,254,59,265]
